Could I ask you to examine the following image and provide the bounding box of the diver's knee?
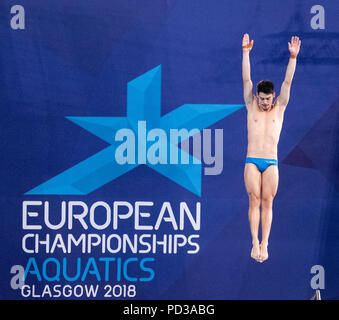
[248,192,261,208]
[261,194,274,208]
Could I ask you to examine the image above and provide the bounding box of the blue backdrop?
[1,0,338,300]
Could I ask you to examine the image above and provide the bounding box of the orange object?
[242,43,253,49]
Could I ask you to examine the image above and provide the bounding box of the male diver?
[242,33,301,262]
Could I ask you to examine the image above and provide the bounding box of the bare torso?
[247,97,285,159]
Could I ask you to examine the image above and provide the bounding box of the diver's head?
[256,80,275,111]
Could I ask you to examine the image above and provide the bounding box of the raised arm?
[242,33,254,107]
[278,36,301,107]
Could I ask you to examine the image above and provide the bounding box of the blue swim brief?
[245,157,278,173]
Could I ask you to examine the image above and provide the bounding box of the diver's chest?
[248,110,281,128]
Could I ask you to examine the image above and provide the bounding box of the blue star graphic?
[26,65,244,196]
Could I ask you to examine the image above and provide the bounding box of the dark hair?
[257,80,274,94]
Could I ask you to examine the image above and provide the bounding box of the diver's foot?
[251,240,261,262]
[259,242,269,262]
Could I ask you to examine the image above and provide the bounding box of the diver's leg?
[260,164,279,262]
[244,162,262,261]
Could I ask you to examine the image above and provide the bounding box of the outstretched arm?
[242,33,254,107]
[278,36,301,107]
